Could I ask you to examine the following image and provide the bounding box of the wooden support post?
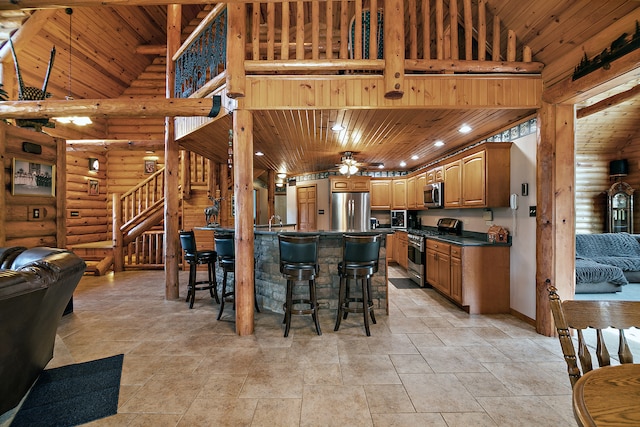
[112,193,124,272]
[207,159,218,197]
[450,0,458,60]
[219,163,230,227]
[227,2,246,98]
[436,0,444,60]
[164,4,181,300]
[55,136,66,248]
[536,102,576,336]
[492,15,500,61]
[182,150,191,200]
[422,0,430,60]
[383,0,404,99]
[267,170,275,220]
[478,0,486,61]
[233,109,255,336]
[463,0,472,60]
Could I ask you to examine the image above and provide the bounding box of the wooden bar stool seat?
[179,230,219,309]
[278,234,321,337]
[334,234,381,336]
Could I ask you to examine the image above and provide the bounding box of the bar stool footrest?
[283,298,317,315]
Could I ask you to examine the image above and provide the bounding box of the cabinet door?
[434,167,443,182]
[426,248,438,285]
[443,160,461,207]
[407,176,416,209]
[371,180,392,209]
[351,178,370,192]
[386,233,394,261]
[461,150,486,206]
[392,179,407,209]
[331,179,350,192]
[437,252,451,295]
[450,253,462,303]
[416,173,426,207]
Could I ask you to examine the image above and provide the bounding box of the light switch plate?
[529,206,537,217]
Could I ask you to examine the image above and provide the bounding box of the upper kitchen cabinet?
[416,172,426,208]
[392,178,407,209]
[371,179,392,209]
[426,167,443,184]
[330,176,370,192]
[443,142,511,208]
[406,176,416,209]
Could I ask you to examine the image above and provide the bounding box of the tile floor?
[8,265,579,426]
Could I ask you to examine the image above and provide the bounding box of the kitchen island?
[197,227,392,315]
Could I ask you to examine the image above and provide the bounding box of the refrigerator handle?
[348,199,353,229]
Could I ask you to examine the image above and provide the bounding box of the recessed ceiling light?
[411,155,419,160]
[434,140,444,147]
[255,151,264,156]
[378,164,384,169]
[459,124,472,133]
[400,161,407,167]
[277,172,287,179]
[331,123,344,131]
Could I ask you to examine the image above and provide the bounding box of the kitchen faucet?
[268,214,283,231]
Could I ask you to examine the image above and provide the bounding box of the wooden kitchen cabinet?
[392,178,407,209]
[426,239,451,295]
[443,142,511,208]
[371,179,392,209]
[426,239,510,313]
[426,167,443,184]
[330,176,370,192]
[386,233,394,261]
[394,231,408,269]
[443,161,462,207]
[406,176,416,209]
[416,173,426,207]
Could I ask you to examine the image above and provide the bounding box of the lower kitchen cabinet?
[394,231,408,269]
[426,238,509,314]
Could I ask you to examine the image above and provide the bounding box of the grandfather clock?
[607,181,634,233]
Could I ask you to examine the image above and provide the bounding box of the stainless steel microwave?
[424,182,443,208]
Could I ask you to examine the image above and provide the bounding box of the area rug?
[11,354,124,427]
[389,278,419,289]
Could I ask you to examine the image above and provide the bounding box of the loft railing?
[174,0,543,99]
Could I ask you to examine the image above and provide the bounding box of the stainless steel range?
[407,232,425,285]
[407,218,462,286]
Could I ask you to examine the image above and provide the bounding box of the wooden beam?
[543,48,640,105]
[0,97,222,119]
[135,45,167,55]
[384,0,404,99]
[172,3,226,61]
[267,169,275,220]
[65,139,165,151]
[576,84,640,119]
[55,135,67,247]
[0,9,56,63]
[404,59,543,73]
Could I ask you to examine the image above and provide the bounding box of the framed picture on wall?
[88,179,99,196]
[12,158,55,197]
[144,160,156,174]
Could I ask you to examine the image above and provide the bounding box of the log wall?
[576,135,640,235]
[1,123,62,248]
[66,150,109,246]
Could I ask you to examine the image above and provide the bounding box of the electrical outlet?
[529,206,537,217]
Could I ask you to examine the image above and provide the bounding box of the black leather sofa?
[0,247,86,415]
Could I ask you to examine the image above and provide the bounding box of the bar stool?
[214,233,261,321]
[278,234,321,337]
[179,230,219,309]
[334,234,382,336]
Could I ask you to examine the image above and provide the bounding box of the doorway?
[297,184,317,231]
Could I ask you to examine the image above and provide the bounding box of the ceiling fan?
[333,151,383,176]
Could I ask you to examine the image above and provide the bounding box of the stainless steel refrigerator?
[331,192,371,231]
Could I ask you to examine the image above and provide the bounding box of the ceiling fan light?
[339,164,349,174]
[348,165,359,175]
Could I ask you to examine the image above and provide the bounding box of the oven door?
[407,240,425,285]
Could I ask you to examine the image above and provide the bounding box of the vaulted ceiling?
[0,1,638,175]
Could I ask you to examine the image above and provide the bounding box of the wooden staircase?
[70,241,114,276]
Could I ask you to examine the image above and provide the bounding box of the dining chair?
[547,280,640,387]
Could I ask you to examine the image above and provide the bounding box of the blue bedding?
[576,233,640,272]
[575,258,628,285]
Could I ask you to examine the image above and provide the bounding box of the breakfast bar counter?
[197,227,392,315]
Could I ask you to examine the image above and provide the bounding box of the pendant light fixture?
[54,8,92,126]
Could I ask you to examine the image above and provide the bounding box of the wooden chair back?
[547,281,640,387]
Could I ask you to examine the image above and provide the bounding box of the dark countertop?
[406,227,512,247]
[195,226,394,237]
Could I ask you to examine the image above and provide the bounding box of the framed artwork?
[88,179,99,196]
[144,160,156,174]
[12,158,55,197]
